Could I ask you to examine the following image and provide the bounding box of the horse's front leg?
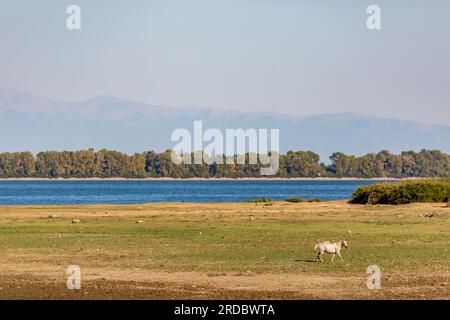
[317,252,323,262]
[338,252,344,262]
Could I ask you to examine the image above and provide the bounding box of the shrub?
[350,179,450,205]
[246,197,274,203]
[307,198,321,202]
[284,197,305,203]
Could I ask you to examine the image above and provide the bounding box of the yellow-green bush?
[284,197,305,203]
[350,179,450,204]
[245,197,274,203]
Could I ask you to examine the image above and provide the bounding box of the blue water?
[0,180,385,205]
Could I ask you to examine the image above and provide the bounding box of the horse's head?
[341,240,348,249]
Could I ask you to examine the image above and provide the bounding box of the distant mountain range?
[1,88,449,162]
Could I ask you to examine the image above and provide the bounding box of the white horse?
[314,240,348,262]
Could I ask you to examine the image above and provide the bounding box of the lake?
[0,180,387,205]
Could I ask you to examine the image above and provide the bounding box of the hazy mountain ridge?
[1,88,449,162]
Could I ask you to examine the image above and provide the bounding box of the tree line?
[0,149,449,178]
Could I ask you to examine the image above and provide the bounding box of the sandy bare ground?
[0,260,448,299]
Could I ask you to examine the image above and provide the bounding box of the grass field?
[0,201,449,299]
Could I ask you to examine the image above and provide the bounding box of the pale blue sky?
[1,0,449,124]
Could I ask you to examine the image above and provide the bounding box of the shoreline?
[0,177,402,182]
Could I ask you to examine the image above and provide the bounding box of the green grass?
[1,202,449,276]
